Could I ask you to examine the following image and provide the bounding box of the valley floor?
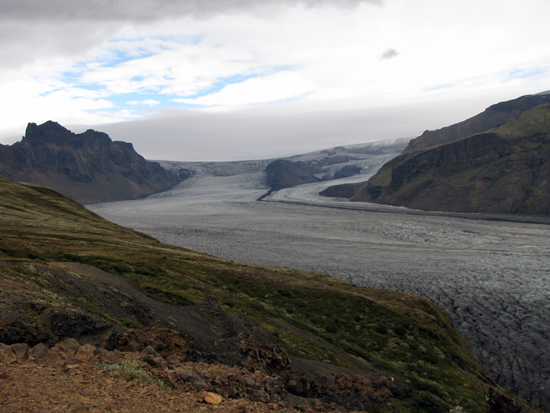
[89,172,550,411]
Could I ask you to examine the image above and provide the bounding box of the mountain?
[0,121,183,204]
[160,139,410,193]
[262,138,410,191]
[0,175,539,412]
[403,92,550,154]
[265,159,320,190]
[352,95,550,215]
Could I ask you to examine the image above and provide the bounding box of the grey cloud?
[67,99,476,162]
[0,92,507,162]
[0,20,120,70]
[0,0,382,70]
[0,0,382,22]
[380,48,398,60]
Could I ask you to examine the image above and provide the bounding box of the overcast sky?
[1,0,549,161]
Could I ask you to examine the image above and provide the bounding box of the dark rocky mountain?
[353,103,550,215]
[350,93,550,211]
[0,121,183,204]
[404,92,550,154]
[265,159,320,190]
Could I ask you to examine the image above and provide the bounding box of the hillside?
[352,102,550,215]
[403,92,550,154]
[0,121,183,204]
[0,175,539,412]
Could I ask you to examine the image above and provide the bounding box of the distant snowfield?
[90,171,550,409]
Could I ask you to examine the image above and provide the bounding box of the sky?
[0,0,549,161]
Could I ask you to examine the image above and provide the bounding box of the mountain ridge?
[403,93,550,154]
[351,95,550,215]
[0,121,183,204]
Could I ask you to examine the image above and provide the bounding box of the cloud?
[379,48,398,60]
[0,0,380,71]
[127,99,160,106]
[0,20,120,70]
[173,70,314,107]
[0,0,382,22]
[2,0,550,162]
[84,92,510,162]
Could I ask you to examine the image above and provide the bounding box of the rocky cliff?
[353,103,550,215]
[0,121,182,204]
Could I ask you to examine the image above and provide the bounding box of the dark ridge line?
[256,189,274,201]
[258,195,550,226]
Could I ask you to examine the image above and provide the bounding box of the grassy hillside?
[0,175,539,412]
[353,104,550,215]
[403,93,550,154]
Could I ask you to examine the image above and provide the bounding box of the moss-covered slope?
[353,104,550,215]
[0,175,540,412]
[403,93,550,154]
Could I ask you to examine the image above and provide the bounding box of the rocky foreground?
[0,338,299,413]
[0,329,409,413]
[0,332,527,413]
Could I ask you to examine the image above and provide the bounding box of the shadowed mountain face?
[353,103,550,215]
[404,93,550,154]
[0,121,182,204]
[265,159,320,190]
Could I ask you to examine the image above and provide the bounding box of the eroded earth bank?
[90,173,550,411]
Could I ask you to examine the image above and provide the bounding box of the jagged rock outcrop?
[112,327,188,360]
[0,121,181,203]
[353,101,550,215]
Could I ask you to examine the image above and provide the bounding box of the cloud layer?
[0,0,380,21]
[1,0,549,160]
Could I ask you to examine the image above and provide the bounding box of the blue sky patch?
[180,73,262,99]
[425,83,455,92]
[108,93,180,109]
[506,67,548,81]
[179,65,294,99]
[99,50,156,69]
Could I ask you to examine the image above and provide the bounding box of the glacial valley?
[89,170,550,410]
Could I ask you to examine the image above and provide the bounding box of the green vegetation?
[396,168,435,197]
[119,318,143,329]
[97,360,172,390]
